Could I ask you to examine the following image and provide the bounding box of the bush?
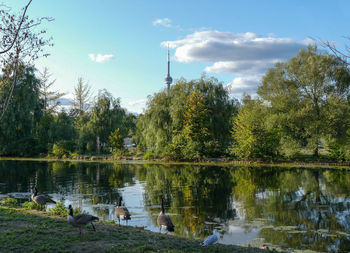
[1,197,18,207]
[22,201,42,210]
[279,136,300,159]
[51,140,73,158]
[143,152,156,160]
[47,202,67,216]
[328,142,347,162]
[48,202,82,217]
[112,149,124,159]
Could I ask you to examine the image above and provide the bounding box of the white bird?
[201,229,220,246]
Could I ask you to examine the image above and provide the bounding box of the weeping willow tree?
[136,76,238,159]
[0,63,43,156]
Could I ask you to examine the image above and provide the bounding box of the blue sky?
[6,0,350,113]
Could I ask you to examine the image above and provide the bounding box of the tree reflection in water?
[1,161,350,251]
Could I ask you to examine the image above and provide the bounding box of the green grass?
[0,206,267,253]
[0,197,18,207]
[2,152,350,170]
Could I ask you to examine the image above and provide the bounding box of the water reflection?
[0,160,350,251]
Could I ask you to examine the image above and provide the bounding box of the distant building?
[164,45,173,92]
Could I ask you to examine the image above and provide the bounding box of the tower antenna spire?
[164,43,173,93]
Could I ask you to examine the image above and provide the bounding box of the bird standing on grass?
[31,187,56,207]
[157,197,175,233]
[67,205,99,234]
[201,229,220,246]
[115,196,131,226]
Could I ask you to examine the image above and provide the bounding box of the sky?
[4,0,350,113]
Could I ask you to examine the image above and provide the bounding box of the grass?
[0,206,267,253]
[2,150,350,170]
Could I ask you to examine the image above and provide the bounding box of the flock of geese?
[31,187,219,246]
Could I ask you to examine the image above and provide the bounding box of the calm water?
[1,160,350,251]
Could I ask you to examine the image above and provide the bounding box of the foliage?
[77,89,126,153]
[0,63,43,156]
[327,141,349,162]
[231,96,280,161]
[137,76,238,160]
[47,202,67,216]
[109,128,124,151]
[279,136,300,159]
[258,45,350,157]
[143,152,156,160]
[72,77,92,116]
[39,68,66,114]
[0,197,17,207]
[0,2,53,120]
[51,140,73,158]
[22,201,42,210]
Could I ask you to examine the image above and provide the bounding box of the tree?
[0,63,43,156]
[109,128,124,151]
[231,96,280,160]
[318,37,350,65]
[39,68,65,114]
[181,90,213,159]
[76,89,126,153]
[0,1,53,120]
[258,46,350,157]
[137,76,238,159]
[72,78,92,116]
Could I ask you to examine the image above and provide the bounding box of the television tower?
[164,45,173,92]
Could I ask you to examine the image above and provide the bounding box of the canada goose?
[157,197,174,233]
[201,229,220,246]
[31,187,56,207]
[67,205,99,234]
[115,196,131,226]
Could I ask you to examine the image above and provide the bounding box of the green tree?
[0,63,43,156]
[72,78,92,116]
[76,89,126,153]
[231,96,280,160]
[137,76,237,159]
[39,68,66,114]
[258,46,350,157]
[109,128,124,151]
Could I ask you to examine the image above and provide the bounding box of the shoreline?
[0,206,266,252]
[0,156,350,169]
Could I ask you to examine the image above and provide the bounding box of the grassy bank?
[0,206,267,253]
[1,155,350,170]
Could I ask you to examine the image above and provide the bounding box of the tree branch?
[0,0,32,55]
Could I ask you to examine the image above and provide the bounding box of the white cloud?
[128,99,147,107]
[123,99,147,114]
[162,31,309,98]
[225,76,261,98]
[152,18,172,28]
[89,53,114,63]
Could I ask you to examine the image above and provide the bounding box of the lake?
[0,160,350,251]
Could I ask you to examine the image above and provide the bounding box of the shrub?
[48,202,82,217]
[22,201,42,210]
[1,197,18,207]
[51,140,73,158]
[143,152,156,160]
[328,142,347,162]
[47,202,67,216]
[112,149,124,159]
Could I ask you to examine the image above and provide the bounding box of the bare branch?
[0,0,32,54]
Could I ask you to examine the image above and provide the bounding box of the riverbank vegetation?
[2,46,350,164]
[1,4,350,163]
[0,205,265,252]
